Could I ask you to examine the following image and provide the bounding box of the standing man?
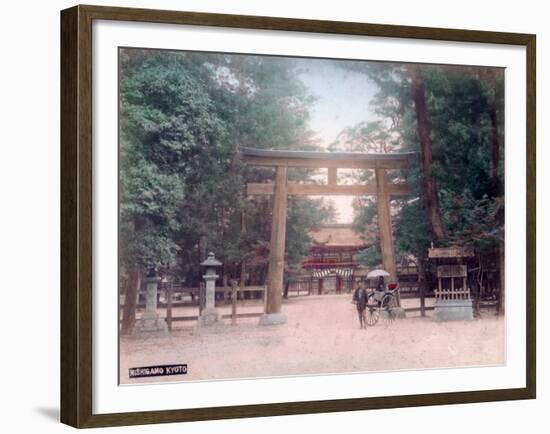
[352,279,369,329]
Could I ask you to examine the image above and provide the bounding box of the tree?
[410,66,446,242]
[332,61,504,288]
[119,50,229,332]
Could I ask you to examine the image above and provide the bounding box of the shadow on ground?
[34,407,59,423]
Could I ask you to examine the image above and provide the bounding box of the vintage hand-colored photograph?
[118,47,505,384]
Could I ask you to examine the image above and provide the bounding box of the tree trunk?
[498,242,505,315]
[199,235,207,262]
[489,101,501,196]
[411,69,445,243]
[120,266,141,334]
[478,68,502,198]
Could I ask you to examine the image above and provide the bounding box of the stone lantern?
[198,252,223,327]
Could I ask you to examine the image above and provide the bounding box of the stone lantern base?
[259,312,287,326]
[132,311,168,335]
[197,307,223,327]
[434,299,474,321]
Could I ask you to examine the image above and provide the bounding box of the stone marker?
[133,276,168,334]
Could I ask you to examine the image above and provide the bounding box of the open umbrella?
[366,269,390,279]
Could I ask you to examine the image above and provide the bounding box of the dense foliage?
[119,49,334,293]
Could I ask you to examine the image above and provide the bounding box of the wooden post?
[266,166,288,314]
[231,280,238,325]
[419,281,426,316]
[283,278,290,299]
[239,210,247,301]
[166,282,173,332]
[418,260,426,317]
[375,168,398,292]
[328,167,337,186]
[336,275,342,294]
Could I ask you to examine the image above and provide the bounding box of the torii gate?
[241,147,414,325]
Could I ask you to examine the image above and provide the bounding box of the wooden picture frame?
[61,4,536,428]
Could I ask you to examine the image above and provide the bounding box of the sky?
[295,58,380,223]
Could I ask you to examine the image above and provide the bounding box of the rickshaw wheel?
[365,306,379,326]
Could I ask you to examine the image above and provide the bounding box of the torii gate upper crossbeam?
[240,147,416,169]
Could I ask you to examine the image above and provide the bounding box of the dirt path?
[120,294,504,384]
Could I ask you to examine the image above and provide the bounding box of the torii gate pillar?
[259,166,288,325]
[375,168,397,283]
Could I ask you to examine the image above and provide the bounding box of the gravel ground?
[120,294,504,384]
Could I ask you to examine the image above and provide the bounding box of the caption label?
[129,364,187,378]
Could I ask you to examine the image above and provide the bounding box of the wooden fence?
[165,283,267,330]
[435,286,471,300]
[120,283,267,330]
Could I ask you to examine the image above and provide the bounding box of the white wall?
[0,0,546,433]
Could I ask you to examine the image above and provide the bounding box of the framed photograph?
[60,4,536,428]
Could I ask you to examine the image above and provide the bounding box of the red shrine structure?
[301,224,369,294]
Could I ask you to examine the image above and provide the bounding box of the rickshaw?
[364,270,400,326]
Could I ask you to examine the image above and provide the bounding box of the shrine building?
[301,224,369,294]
